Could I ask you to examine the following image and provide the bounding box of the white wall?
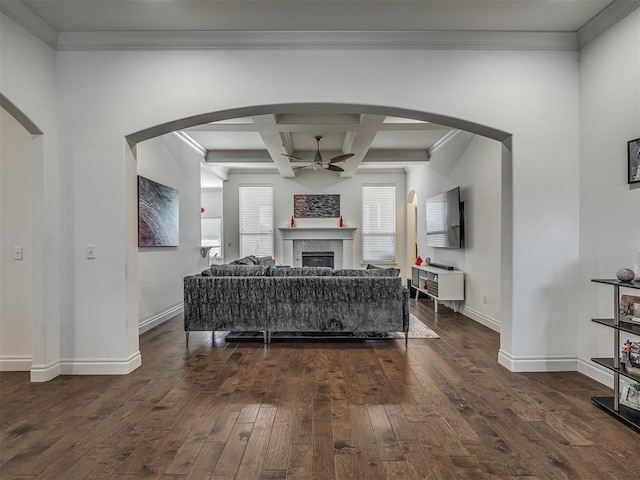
[407,133,502,331]
[577,8,640,386]
[1,13,587,377]
[222,170,408,275]
[136,134,207,334]
[0,13,60,381]
[0,108,34,370]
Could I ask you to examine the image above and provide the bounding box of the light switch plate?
[87,245,96,259]
[13,246,23,260]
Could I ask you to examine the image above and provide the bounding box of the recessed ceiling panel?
[371,131,449,150]
[291,132,345,151]
[187,131,265,150]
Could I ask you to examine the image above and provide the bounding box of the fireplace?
[278,227,356,268]
[302,251,334,269]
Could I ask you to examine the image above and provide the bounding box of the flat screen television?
[426,187,464,248]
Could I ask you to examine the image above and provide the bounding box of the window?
[239,185,273,257]
[362,185,396,262]
[201,217,222,257]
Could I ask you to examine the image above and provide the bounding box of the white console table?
[411,265,464,312]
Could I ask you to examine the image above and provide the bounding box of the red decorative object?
[415,256,423,266]
[339,215,344,227]
[200,207,205,214]
[290,215,296,227]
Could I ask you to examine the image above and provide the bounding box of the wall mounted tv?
[426,187,464,248]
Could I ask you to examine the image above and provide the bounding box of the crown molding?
[0,2,58,49]
[577,1,640,49]
[56,30,578,52]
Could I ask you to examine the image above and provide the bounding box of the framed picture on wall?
[628,137,640,184]
[138,176,179,247]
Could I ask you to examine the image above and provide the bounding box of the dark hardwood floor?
[1,299,639,479]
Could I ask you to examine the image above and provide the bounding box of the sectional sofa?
[183,264,410,345]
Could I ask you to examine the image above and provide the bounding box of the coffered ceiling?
[185,113,450,184]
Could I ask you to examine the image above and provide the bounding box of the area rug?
[224,314,439,342]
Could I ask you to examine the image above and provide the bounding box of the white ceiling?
[2,0,638,187]
[9,0,615,32]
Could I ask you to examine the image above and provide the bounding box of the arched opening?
[0,94,45,375]
[125,103,512,360]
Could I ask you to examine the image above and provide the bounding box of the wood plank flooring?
[1,299,639,479]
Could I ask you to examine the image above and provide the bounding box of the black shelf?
[592,397,640,432]
[591,318,640,336]
[591,357,640,383]
[592,278,640,290]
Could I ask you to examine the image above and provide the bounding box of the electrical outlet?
[483,294,487,304]
[87,245,96,259]
[13,246,23,260]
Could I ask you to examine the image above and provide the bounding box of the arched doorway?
[125,103,512,363]
[0,94,46,376]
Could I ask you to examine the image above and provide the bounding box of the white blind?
[239,185,273,257]
[362,185,396,262]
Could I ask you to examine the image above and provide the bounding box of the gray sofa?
[183,264,410,345]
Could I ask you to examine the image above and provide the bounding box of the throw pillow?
[228,255,259,265]
[257,256,274,266]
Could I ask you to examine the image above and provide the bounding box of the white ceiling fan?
[282,135,354,172]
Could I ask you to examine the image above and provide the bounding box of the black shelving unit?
[591,278,640,432]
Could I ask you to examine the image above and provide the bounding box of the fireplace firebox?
[302,251,334,269]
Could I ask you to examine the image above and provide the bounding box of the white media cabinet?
[411,265,464,312]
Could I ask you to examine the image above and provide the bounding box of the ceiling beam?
[251,115,295,177]
[205,148,430,166]
[340,115,385,177]
[360,149,430,163]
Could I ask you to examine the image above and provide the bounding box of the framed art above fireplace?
[294,194,340,218]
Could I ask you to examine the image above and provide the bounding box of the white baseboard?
[462,306,500,332]
[30,351,142,381]
[0,355,33,372]
[139,303,183,334]
[498,349,578,372]
[30,360,62,382]
[577,357,614,388]
[58,351,142,375]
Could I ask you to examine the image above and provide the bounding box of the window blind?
[239,185,273,257]
[362,185,396,262]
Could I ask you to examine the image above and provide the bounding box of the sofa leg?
[186,331,189,347]
[405,330,408,346]
[212,330,216,346]
[263,331,268,344]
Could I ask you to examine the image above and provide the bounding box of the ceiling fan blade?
[329,153,354,164]
[281,153,306,161]
[293,165,311,170]
[326,164,344,172]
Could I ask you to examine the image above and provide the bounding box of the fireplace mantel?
[278,227,357,267]
[278,227,357,241]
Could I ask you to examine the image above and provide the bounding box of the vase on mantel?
[290,216,296,227]
[339,215,344,227]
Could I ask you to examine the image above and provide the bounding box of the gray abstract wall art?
[138,176,179,247]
